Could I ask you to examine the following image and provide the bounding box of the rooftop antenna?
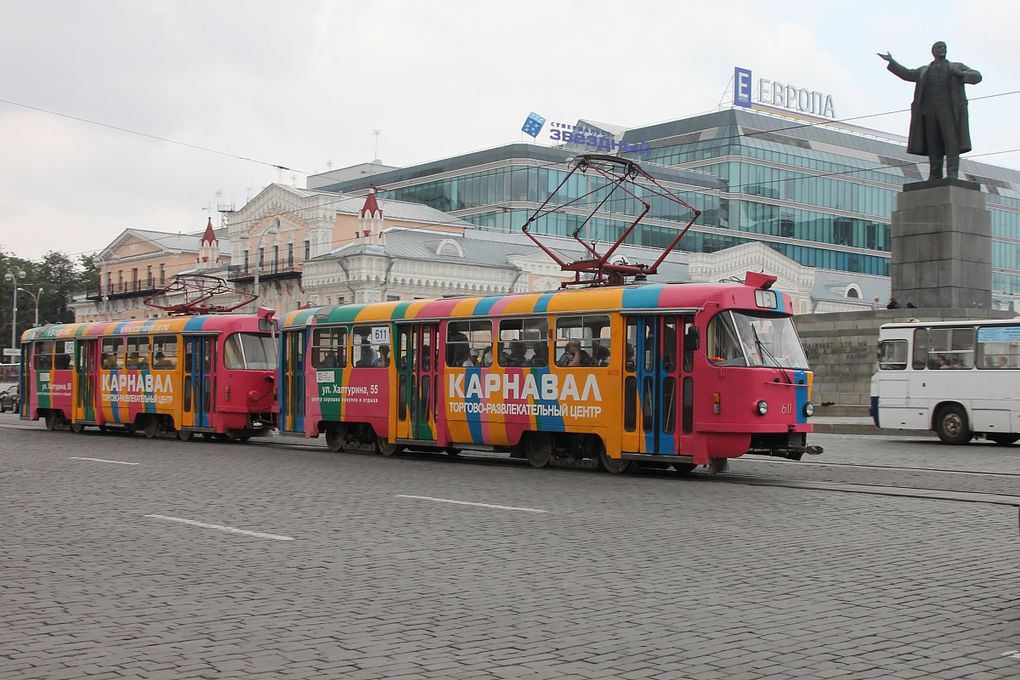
[326,159,333,171]
[373,129,381,162]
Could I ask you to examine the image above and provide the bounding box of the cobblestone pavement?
[1,418,1018,679]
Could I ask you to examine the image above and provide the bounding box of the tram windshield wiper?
[751,325,792,383]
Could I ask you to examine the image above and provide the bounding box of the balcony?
[85,279,162,301]
[227,259,302,283]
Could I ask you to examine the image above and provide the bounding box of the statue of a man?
[879,42,982,180]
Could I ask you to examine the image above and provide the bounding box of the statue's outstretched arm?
[882,53,918,82]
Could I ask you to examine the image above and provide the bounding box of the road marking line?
[144,514,295,541]
[396,494,546,513]
[69,456,139,466]
[1002,650,1020,659]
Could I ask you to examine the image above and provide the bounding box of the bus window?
[224,333,277,370]
[977,325,1020,369]
[33,341,54,370]
[126,337,150,370]
[152,335,178,370]
[101,338,123,370]
[447,320,492,367]
[911,328,929,369]
[497,318,548,368]
[312,327,347,369]
[555,315,610,368]
[878,340,908,370]
[928,328,975,369]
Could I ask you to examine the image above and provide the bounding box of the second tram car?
[19,309,278,439]
[279,273,820,471]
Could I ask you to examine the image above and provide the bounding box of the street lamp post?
[17,287,43,327]
[252,223,278,309]
[4,268,26,363]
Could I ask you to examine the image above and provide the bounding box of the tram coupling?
[746,432,823,460]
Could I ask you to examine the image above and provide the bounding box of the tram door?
[621,315,684,456]
[280,329,306,434]
[183,336,214,429]
[74,339,99,423]
[395,323,439,442]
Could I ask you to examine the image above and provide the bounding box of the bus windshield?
[708,311,809,370]
[223,333,277,370]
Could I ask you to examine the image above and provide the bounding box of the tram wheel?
[44,411,58,431]
[672,463,697,474]
[70,422,86,434]
[444,446,461,457]
[178,429,194,442]
[598,450,630,474]
[201,432,215,440]
[142,416,159,439]
[935,405,972,445]
[988,433,1020,446]
[325,424,345,452]
[376,438,401,456]
[524,434,553,469]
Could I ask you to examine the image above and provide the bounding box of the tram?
[18,308,278,439]
[278,273,820,472]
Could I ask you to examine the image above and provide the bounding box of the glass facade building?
[313,108,1020,298]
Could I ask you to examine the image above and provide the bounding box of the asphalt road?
[1,416,1018,679]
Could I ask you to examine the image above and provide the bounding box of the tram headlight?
[803,401,815,417]
[756,400,769,416]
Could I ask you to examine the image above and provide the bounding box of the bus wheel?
[935,405,972,445]
[142,416,159,439]
[70,422,86,434]
[376,438,401,456]
[988,433,1020,446]
[44,412,58,431]
[178,429,193,442]
[672,463,697,474]
[325,424,345,452]
[598,450,630,474]
[524,434,552,468]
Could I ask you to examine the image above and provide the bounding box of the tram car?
[278,273,820,472]
[19,309,278,440]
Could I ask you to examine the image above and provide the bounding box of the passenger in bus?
[373,344,390,367]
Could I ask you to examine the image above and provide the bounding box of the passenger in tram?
[592,341,611,367]
[55,353,71,370]
[502,342,528,367]
[558,340,593,367]
[526,342,548,368]
[355,340,377,368]
[373,344,390,367]
[153,351,171,369]
[996,356,1010,369]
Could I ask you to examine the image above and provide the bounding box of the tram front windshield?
[708,311,809,370]
[224,333,277,370]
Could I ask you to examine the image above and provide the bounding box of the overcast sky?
[1,0,1017,261]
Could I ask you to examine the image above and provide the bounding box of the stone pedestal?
[890,178,991,309]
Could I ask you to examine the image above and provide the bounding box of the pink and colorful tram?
[19,310,278,439]
[278,273,820,472]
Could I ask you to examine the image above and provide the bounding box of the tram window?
[625,320,639,372]
[912,329,929,370]
[663,376,676,433]
[420,375,431,423]
[126,337,150,369]
[53,341,72,370]
[152,336,178,370]
[352,326,389,368]
[641,376,654,432]
[555,315,610,368]
[312,327,347,369]
[878,340,907,370]
[100,338,123,370]
[224,333,277,370]
[398,328,409,371]
[928,328,975,369]
[33,341,54,370]
[663,317,677,372]
[624,376,637,431]
[498,318,549,368]
[447,320,492,367]
[977,325,1020,368]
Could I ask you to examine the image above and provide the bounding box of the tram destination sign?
[733,66,836,120]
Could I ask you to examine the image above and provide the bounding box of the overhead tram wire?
[0,96,305,175]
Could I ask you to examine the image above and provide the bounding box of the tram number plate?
[371,326,390,345]
[780,403,792,414]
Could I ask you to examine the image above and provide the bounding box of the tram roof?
[281,280,794,328]
[20,314,265,342]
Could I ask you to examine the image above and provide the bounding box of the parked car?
[0,386,19,413]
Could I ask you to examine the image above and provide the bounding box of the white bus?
[870,319,1020,445]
